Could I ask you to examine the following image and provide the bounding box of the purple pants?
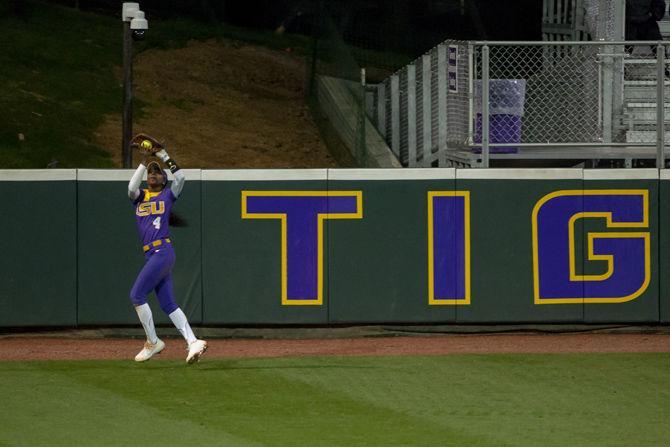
[130,245,179,314]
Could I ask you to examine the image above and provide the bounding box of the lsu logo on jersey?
[532,189,650,304]
[136,201,165,217]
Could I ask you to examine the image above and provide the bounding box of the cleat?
[134,338,165,362]
[186,339,207,364]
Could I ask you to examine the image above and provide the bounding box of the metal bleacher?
[623,12,670,146]
[541,0,670,167]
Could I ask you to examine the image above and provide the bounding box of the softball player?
[127,146,207,364]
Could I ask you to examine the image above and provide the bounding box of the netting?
[584,0,616,41]
[307,11,367,166]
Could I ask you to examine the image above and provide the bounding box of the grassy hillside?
[1,4,120,167]
[0,2,313,168]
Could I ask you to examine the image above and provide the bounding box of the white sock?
[169,308,197,345]
[135,303,158,344]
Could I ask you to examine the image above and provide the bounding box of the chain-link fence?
[584,0,618,41]
[370,40,670,167]
[477,43,602,146]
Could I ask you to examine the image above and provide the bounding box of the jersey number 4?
[152,216,161,230]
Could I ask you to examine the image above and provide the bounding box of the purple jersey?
[133,188,176,247]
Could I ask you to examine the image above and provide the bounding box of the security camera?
[123,3,148,41]
[129,10,148,41]
[122,3,139,21]
[130,11,148,30]
[132,29,146,41]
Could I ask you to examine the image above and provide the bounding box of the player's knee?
[129,291,147,307]
[159,300,178,315]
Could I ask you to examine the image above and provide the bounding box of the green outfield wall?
[0,170,77,326]
[1,168,669,326]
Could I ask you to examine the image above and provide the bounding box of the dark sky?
[41,0,544,52]
[470,0,542,41]
[232,0,544,52]
[397,0,542,53]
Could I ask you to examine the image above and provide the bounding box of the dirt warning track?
[0,334,668,361]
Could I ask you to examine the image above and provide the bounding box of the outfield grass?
[1,354,668,446]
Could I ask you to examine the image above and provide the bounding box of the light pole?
[121,2,148,168]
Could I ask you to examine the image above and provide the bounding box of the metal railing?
[369,40,670,167]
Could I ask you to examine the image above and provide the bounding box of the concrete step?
[624,80,670,86]
[623,115,670,124]
[624,57,662,64]
[625,71,663,81]
[625,101,670,108]
[660,20,670,37]
[624,62,668,81]
[628,121,670,132]
[624,83,670,99]
[623,84,670,105]
[624,92,670,101]
[626,115,670,123]
[626,130,670,143]
[625,109,670,121]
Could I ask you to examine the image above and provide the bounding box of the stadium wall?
[0,168,668,327]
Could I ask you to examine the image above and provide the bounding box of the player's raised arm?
[128,159,146,201]
[155,148,185,199]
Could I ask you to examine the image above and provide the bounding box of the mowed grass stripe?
[26,359,461,446]
[0,354,669,446]
[0,363,263,447]
[270,354,670,446]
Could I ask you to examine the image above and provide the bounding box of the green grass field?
[1,353,668,446]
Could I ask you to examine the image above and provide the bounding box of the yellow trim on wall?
[427,191,471,305]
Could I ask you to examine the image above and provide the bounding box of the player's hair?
[169,213,188,227]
